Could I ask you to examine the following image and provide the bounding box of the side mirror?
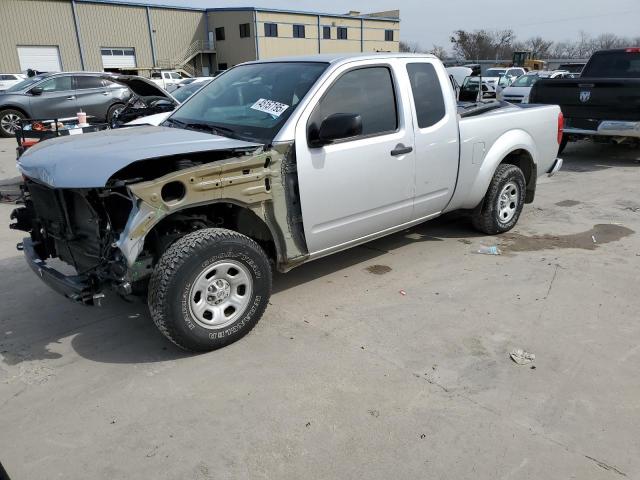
[30,87,43,96]
[308,113,363,147]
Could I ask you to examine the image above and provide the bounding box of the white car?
[0,73,27,91]
[499,70,569,104]
[149,70,188,89]
[483,67,526,91]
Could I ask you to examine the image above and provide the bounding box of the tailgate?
[531,78,640,122]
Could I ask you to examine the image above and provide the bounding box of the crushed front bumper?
[22,237,103,305]
[564,120,640,138]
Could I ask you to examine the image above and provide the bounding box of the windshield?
[512,75,540,87]
[5,75,47,92]
[173,81,210,103]
[168,62,328,143]
[485,69,506,77]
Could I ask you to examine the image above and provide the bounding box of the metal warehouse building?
[0,0,400,76]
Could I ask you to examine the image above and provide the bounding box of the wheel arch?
[460,129,538,209]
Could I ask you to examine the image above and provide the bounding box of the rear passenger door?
[74,75,114,121]
[29,75,77,119]
[403,60,460,219]
[295,61,416,254]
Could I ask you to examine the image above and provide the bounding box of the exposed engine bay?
[9,140,308,304]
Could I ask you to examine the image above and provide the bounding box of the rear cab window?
[309,66,398,142]
[406,63,446,128]
[581,50,640,78]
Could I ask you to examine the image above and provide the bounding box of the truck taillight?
[625,48,640,53]
[557,112,564,145]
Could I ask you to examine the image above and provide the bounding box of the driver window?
[310,66,398,141]
[39,76,72,92]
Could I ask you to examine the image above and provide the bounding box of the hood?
[18,126,262,188]
[105,75,178,104]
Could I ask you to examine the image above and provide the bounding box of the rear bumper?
[22,237,102,305]
[547,158,563,177]
[564,120,640,138]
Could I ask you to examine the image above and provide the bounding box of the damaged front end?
[12,130,309,305]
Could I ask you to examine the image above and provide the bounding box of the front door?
[295,63,416,255]
[29,75,77,119]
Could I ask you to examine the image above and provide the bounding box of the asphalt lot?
[0,136,639,479]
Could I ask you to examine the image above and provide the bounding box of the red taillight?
[557,112,564,145]
[625,48,640,53]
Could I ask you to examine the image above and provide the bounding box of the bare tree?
[525,36,554,58]
[450,29,514,60]
[399,41,423,53]
[428,45,448,59]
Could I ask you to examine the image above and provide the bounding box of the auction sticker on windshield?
[251,98,289,117]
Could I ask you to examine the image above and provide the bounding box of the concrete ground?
[0,137,639,479]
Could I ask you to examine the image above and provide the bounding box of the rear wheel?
[0,109,25,138]
[148,228,272,351]
[107,103,125,126]
[472,164,526,235]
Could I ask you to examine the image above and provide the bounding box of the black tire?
[472,164,526,235]
[148,228,272,351]
[107,103,125,125]
[0,109,25,138]
[558,135,569,155]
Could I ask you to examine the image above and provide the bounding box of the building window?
[385,29,394,41]
[293,24,305,38]
[215,27,225,41]
[337,27,348,40]
[264,23,278,37]
[323,26,331,39]
[218,63,228,71]
[239,23,251,38]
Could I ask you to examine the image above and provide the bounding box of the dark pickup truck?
[530,48,640,152]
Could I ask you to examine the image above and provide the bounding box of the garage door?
[17,46,62,72]
[101,48,136,69]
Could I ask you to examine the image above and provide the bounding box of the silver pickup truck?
[9,53,563,351]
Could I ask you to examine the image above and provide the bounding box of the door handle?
[390,144,413,157]
[66,96,76,100]
[102,91,110,96]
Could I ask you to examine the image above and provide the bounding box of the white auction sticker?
[250,98,289,117]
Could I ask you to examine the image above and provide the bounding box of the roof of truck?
[246,53,438,65]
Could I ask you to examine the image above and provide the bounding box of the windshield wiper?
[183,122,237,138]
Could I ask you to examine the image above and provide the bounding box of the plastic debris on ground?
[399,290,407,296]
[510,349,536,365]
[476,245,502,255]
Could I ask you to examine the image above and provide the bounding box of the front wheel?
[107,103,125,127]
[148,228,272,351]
[472,164,526,235]
[0,109,25,138]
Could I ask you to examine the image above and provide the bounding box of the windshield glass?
[5,75,47,92]
[512,75,540,87]
[168,62,328,142]
[485,69,506,77]
[173,81,210,103]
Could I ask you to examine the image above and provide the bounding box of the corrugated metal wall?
[75,2,153,70]
[0,0,82,72]
[151,8,206,64]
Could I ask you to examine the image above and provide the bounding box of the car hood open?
[18,126,262,188]
[105,74,179,104]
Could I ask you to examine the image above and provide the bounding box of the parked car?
[109,75,178,127]
[498,70,569,104]
[0,72,131,137]
[483,67,526,90]
[9,53,562,351]
[149,70,188,89]
[0,73,27,91]
[166,77,211,93]
[531,48,640,152]
[459,76,497,101]
[557,63,586,74]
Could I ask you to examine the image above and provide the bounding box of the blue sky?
[136,0,640,49]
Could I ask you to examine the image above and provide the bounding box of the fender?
[456,129,538,210]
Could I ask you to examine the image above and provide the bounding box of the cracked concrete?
[1,139,639,479]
